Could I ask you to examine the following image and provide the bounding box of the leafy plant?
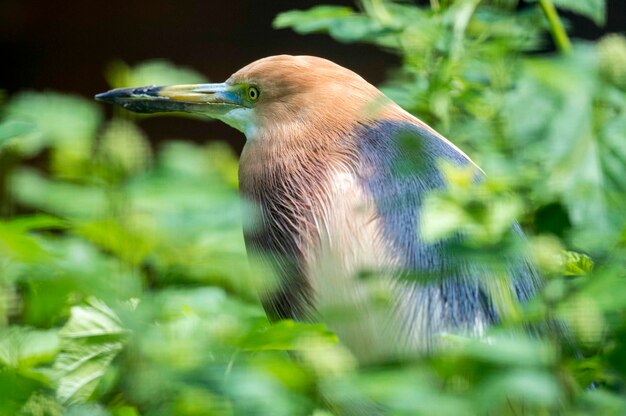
[0,1,625,414]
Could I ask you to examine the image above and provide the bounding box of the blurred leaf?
[580,389,626,414]
[571,265,626,313]
[0,369,46,416]
[7,215,67,233]
[558,294,604,345]
[64,403,111,416]
[274,6,355,33]
[421,166,523,244]
[74,217,158,266]
[19,392,64,416]
[454,332,557,367]
[561,250,594,275]
[18,237,143,326]
[421,193,469,242]
[54,299,126,405]
[106,60,207,90]
[323,366,466,415]
[0,219,54,263]
[0,327,59,370]
[506,46,626,247]
[205,142,240,189]
[57,299,125,341]
[598,34,626,90]
[9,168,108,218]
[240,320,337,351]
[0,328,59,416]
[4,92,101,156]
[0,120,36,150]
[476,369,561,410]
[274,6,389,43]
[98,119,152,177]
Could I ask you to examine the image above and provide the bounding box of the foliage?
[1,0,625,414]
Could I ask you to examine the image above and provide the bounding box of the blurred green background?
[1,1,626,415]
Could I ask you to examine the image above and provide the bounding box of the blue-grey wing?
[353,120,541,339]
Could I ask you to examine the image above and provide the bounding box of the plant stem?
[539,0,572,53]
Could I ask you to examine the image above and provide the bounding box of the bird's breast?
[238,132,409,361]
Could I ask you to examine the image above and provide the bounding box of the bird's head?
[96,55,396,140]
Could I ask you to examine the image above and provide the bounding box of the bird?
[96,55,540,363]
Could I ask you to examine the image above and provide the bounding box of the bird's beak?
[95,83,244,116]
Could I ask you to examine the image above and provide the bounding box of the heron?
[96,55,540,362]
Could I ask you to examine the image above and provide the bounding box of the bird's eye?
[247,86,260,101]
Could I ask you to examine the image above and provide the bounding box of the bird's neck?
[237,97,409,196]
[238,122,360,319]
[240,117,359,180]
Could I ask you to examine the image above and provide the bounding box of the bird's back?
[353,120,539,352]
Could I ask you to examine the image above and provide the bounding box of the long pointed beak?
[95,83,244,115]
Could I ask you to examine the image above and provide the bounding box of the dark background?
[1,0,624,151]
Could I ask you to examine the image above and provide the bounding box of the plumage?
[96,55,541,362]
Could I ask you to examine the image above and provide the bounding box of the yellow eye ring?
[247,86,259,101]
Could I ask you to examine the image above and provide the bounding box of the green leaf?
[0,370,47,416]
[0,120,35,150]
[421,194,469,242]
[274,6,384,43]
[0,328,59,414]
[7,215,67,233]
[0,220,54,263]
[598,35,626,90]
[19,392,64,416]
[552,0,606,26]
[4,92,101,154]
[274,6,354,32]
[240,320,337,351]
[58,301,125,340]
[476,369,561,409]
[420,165,523,245]
[97,119,152,176]
[74,218,158,266]
[105,60,207,90]
[581,389,626,414]
[54,299,126,405]
[456,332,557,367]
[0,327,59,370]
[561,251,594,275]
[9,168,108,218]
[506,46,626,247]
[64,403,112,416]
